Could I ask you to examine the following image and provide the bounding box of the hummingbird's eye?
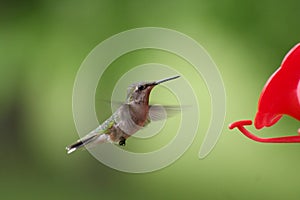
[138,85,146,91]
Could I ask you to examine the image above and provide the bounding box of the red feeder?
[229,43,300,143]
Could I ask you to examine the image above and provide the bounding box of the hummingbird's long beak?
[154,75,180,85]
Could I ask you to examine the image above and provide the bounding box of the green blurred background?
[1,0,300,199]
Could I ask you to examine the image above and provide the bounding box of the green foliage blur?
[1,0,300,199]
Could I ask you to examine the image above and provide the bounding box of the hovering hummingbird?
[66,75,181,154]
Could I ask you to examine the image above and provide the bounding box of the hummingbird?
[66,75,180,154]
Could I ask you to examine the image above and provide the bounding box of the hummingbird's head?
[126,75,180,104]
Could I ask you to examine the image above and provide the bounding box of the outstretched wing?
[148,105,183,121]
[114,104,143,135]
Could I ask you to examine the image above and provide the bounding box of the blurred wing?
[114,104,143,135]
[148,105,183,121]
[96,99,122,111]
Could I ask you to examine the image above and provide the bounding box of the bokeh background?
[1,0,300,199]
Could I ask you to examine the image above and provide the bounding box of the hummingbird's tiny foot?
[119,137,126,146]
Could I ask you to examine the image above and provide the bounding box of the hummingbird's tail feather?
[66,140,83,154]
[66,134,97,154]
[66,134,109,154]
